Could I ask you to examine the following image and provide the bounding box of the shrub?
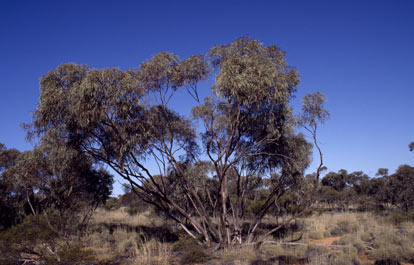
[0,214,60,262]
[333,253,361,265]
[387,212,414,225]
[112,229,143,256]
[171,237,198,252]
[180,246,211,264]
[333,245,360,265]
[171,237,210,264]
[103,197,122,211]
[1,214,58,243]
[360,232,372,242]
[353,241,366,253]
[330,220,358,236]
[334,235,365,253]
[370,245,413,263]
[323,230,331,237]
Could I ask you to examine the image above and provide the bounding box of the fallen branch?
[259,241,349,248]
[20,258,39,265]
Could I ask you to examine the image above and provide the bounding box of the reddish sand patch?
[311,236,341,245]
[359,252,375,265]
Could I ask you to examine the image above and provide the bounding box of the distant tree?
[321,170,349,191]
[0,138,113,234]
[319,170,369,210]
[387,165,414,211]
[28,37,328,248]
[0,144,23,229]
[376,168,389,177]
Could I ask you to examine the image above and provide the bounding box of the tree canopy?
[28,37,328,248]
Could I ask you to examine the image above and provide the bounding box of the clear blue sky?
[1,0,413,195]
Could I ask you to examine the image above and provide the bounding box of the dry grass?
[218,245,258,264]
[302,212,414,264]
[134,239,172,265]
[84,209,414,264]
[91,207,166,227]
[303,212,363,238]
[84,227,172,264]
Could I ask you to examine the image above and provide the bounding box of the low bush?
[171,237,210,264]
[333,245,360,265]
[359,231,372,242]
[333,235,365,253]
[330,220,358,236]
[386,212,414,225]
[0,214,59,262]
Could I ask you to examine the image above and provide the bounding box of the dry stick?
[257,241,349,248]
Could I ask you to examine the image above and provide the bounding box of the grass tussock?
[134,239,172,265]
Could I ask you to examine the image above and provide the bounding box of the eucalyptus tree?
[29,37,328,248]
